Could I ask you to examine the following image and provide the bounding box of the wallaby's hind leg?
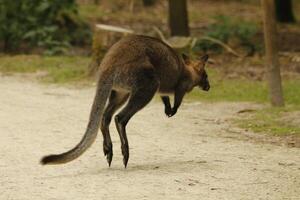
[115,78,159,168]
[101,90,129,166]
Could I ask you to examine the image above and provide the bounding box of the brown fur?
[41,35,210,167]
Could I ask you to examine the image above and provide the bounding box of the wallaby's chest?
[156,67,181,93]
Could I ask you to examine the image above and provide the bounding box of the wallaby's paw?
[103,143,113,167]
[165,107,177,117]
[165,107,173,117]
[170,108,177,117]
[121,144,129,168]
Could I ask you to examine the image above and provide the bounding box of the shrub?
[0,0,91,54]
[193,15,259,54]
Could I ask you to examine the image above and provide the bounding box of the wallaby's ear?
[182,53,190,64]
[199,54,209,69]
[200,54,209,63]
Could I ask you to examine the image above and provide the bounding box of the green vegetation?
[79,4,105,21]
[235,107,300,136]
[0,55,90,83]
[193,15,259,54]
[0,0,91,54]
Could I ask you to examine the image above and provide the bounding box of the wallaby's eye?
[201,71,207,79]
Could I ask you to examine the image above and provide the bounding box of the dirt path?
[0,76,299,200]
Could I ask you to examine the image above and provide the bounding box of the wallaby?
[41,35,210,168]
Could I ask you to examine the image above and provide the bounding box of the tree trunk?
[168,0,189,36]
[275,0,295,23]
[143,0,156,6]
[261,0,284,106]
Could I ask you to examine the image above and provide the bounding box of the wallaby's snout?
[203,82,210,91]
[200,79,210,91]
[199,68,210,92]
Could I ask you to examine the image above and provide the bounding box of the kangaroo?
[41,35,210,168]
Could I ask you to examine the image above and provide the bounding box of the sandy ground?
[0,76,299,200]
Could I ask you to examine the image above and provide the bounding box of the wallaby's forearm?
[161,86,186,117]
[171,87,186,116]
[161,96,172,117]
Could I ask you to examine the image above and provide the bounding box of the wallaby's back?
[100,35,185,93]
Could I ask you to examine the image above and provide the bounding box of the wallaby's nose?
[203,84,210,91]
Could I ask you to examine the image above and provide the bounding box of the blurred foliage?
[143,0,157,6]
[193,15,259,54]
[78,4,105,21]
[0,0,91,54]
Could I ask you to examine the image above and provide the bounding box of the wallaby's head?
[182,54,210,91]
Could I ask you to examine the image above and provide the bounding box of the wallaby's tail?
[40,74,112,165]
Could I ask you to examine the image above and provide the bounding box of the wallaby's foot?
[103,142,113,167]
[102,138,113,166]
[115,115,130,168]
[122,143,129,168]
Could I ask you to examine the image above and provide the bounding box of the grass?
[234,107,300,136]
[0,55,90,83]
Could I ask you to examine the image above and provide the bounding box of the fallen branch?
[95,24,134,34]
[200,36,244,58]
[152,26,172,46]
